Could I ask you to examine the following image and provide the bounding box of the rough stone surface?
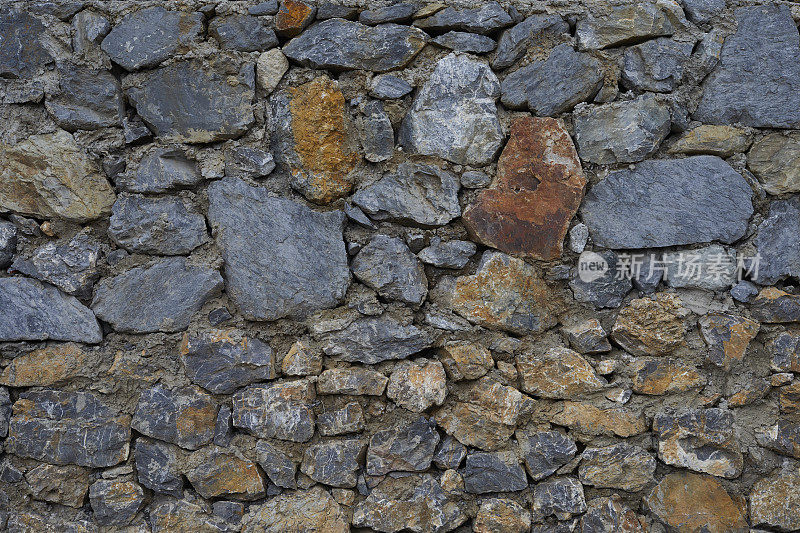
[26,464,89,508]
[274,0,316,38]
[317,402,365,437]
[754,198,800,284]
[317,367,388,396]
[45,66,123,130]
[433,31,496,53]
[232,381,315,442]
[387,359,447,412]
[462,451,527,494]
[367,417,439,475]
[370,74,413,99]
[699,313,759,368]
[255,440,297,489]
[622,38,692,92]
[186,447,265,500]
[751,287,800,323]
[662,245,737,291]
[749,133,800,195]
[359,99,394,163]
[749,469,800,531]
[579,443,656,492]
[132,384,218,450]
[438,342,494,381]
[319,315,432,364]
[576,3,680,50]
[531,477,587,521]
[209,15,278,52]
[0,343,95,387]
[492,14,569,70]
[0,219,16,268]
[552,402,647,437]
[612,293,685,356]
[243,487,348,533]
[418,238,476,269]
[632,358,705,395]
[352,235,428,305]
[301,438,365,488]
[256,48,289,94]
[134,438,183,496]
[570,250,632,308]
[0,10,53,79]
[581,495,647,533]
[89,479,146,526]
[517,347,607,399]
[122,148,203,193]
[668,125,752,157]
[517,429,577,481]
[564,319,612,354]
[415,2,512,34]
[474,498,531,533]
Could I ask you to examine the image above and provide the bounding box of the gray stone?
[366,417,440,475]
[0,387,9,438]
[256,440,297,489]
[283,19,427,72]
[301,439,366,488]
[433,32,496,53]
[320,315,433,364]
[232,381,315,442]
[10,231,101,297]
[249,0,279,16]
[150,498,239,532]
[492,14,569,70]
[72,10,110,59]
[209,15,279,52]
[731,280,758,302]
[0,277,101,343]
[123,148,203,193]
[45,66,123,130]
[399,53,502,166]
[181,329,276,395]
[574,95,671,164]
[213,502,245,524]
[123,116,152,144]
[185,446,266,501]
[317,402,366,436]
[126,61,254,143]
[92,257,222,333]
[622,37,693,92]
[352,162,461,227]
[101,7,203,70]
[460,170,491,188]
[132,384,218,450]
[6,390,130,467]
[214,405,233,446]
[683,0,725,24]
[633,252,665,293]
[317,367,388,396]
[569,224,589,254]
[570,250,632,308]
[359,4,415,25]
[580,156,753,249]
[352,235,428,306]
[517,429,577,481]
[576,3,680,50]
[135,438,183,496]
[0,459,23,483]
[317,3,359,20]
[359,100,394,163]
[462,451,527,494]
[369,74,413,99]
[0,10,53,79]
[207,177,349,321]
[579,443,656,492]
[754,198,800,284]
[532,477,587,520]
[694,6,800,128]
[662,244,737,291]
[343,203,376,229]
[225,147,275,179]
[90,479,145,526]
[256,48,289,94]
[415,2,513,35]
[433,435,467,470]
[500,43,603,116]
[748,133,800,195]
[419,238,477,269]
[564,319,612,354]
[108,193,208,255]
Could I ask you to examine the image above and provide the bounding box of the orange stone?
[0,343,92,387]
[551,401,646,437]
[274,0,315,38]
[517,347,607,399]
[463,116,587,260]
[631,358,705,395]
[699,313,760,368]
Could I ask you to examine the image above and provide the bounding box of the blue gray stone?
[492,14,569,70]
[433,31,496,53]
[210,15,278,52]
[418,238,477,269]
[359,100,394,163]
[462,451,527,493]
[359,4,415,25]
[369,74,413,99]
[622,37,693,92]
[0,10,53,79]
[570,250,632,308]
[122,148,203,193]
[224,147,275,179]
[366,417,439,475]
[754,197,800,284]
[517,429,577,481]
[132,384,218,450]
[415,2,512,35]
[134,438,183,496]
[352,235,428,306]
[301,438,366,488]
[576,3,680,50]
[255,440,297,489]
[45,66,123,131]
[320,315,433,364]
[682,0,726,24]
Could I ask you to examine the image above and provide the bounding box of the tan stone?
[186,447,265,501]
[779,381,800,415]
[611,293,685,356]
[387,359,447,412]
[631,358,705,395]
[474,498,531,533]
[517,347,607,399]
[243,486,349,533]
[578,443,655,492]
[0,130,115,221]
[581,495,647,533]
[438,341,493,381]
[727,379,769,407]
[150,499,236,533]
[668,125,752,158]
[0,343,95,387]
[699,313,760,368]
[256,48,289,94]
[645,472,748,533]
[282,340,322,376]
[317,367,388,396]
[26,464,89,508]
[551,401,646,437]
[748,132,800,195]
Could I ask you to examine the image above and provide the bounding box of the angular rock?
[132,384,218,450]
[45,66,123,130]
[517,429,577,481]
[257,48,289,94]
[387,359,447,412]
[434,377,526,450]
[451,251,562,334]
[352,235,427,306]
[317,402,365,436]
[7,390,130,467]
[612,293,684,356]
[353,474,465,533]
[271,76,358,204]
[0,343,95,387]
[433,435,467,470]
[694,5,800,128]
[352,162,461,227]
[359,99,394,163]
[122,148,203,193]
[462,450,526,494]
[92,257,222,333]
[243,487,349,533]
[134,438,183,496]
[301,438,365,488]
[564,319,611,354]
[751,287,800,323]
[180,329,276,394]
[531,477,587,521]
[631,358,705,395]
[274,0,316,38]
[319,315,432,364]
[570,250,633,308]
[492,14,569,70]
[255,440,297,489]
[281,340,322,376]
[108,193,208,255]
[209,15,278,51]
[581,495,647,533]
[26,464,89,508]
[475,498,530,533]
[370,74,413,99]
[150,498,238,533]
[208,178,349,320]
[232,381,315,442]
[415,2,512,34]
[89,480,146,526]
[317,367,388,396]
[360,4,415,25]
[0,129,115,221]
[500,44,603,115]
[367,417,439,475]
[186,447,265,500]
[552,402,646,438]
[433,31,496,53]
[576,3,680,50]
[463,117,585,260]
[750,469,800,531]
[779,381,800,414]
[668,125,752,157]
[399,53,502,166]
[0,10,53,78]
[749,134,800,195]
[418,239,476,269]
[621,38,692,92]
[646,472,748,533]
[770,332,800,372]
[662,245,737,291]
[699,313,760,368]
[10,231,101,297]
[101,7,203,70]
[754,198,800,284]
[683,0,725,23]
[653,407,743,478]
[574,95,671,164]
[0,219,16,267]
[438,342,494,381]
[126,61,254,143]
[283,19,427,72]
[0,277,101,343]
[517,347,606,399]
[224,147,275,179]
[579,443,656,492]
[71,10,111,60]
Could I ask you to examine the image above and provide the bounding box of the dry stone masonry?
[1,0,800,531]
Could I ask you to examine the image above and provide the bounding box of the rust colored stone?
[437,341,494,381]
[0,343,92,387]
[186,448,266,501]
[699,313,760,368]
[779,381,800,415]
[463,116,587,260]
[632,358,705,395]
[611,293,685,356]
[517,347,607,399]
[551,401,646,437]
[275,0,315,38]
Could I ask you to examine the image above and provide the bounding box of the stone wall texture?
[1,0,800,531]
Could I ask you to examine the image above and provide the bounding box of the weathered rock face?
[611,294,685,356]
[662,244,737,291]
[492,14,568,69]
[26,463,89,508]
[186,447,265,500]
[699,313,759,368]
[135,438,183,496]
[11,232,101,297]
[208,177,349,321]
[517,347,606,399]
[552,402,647,438]
[754,197,800,284]
[0,343,95,387]
[751,287,800,323]
[132,385,218,450]
[517,429,577,481]
[367,417,439,475]
[243,487,349,533]
[475,498,531,533]
[579,443,656,492]
[576,3,681,50]
[122,148,203,193]
[89,479,146,526]
[749,134,800,195]
[669,125,752,157]
[462,450,527,494]
[631,358,705,395]
[232,381,315,442]
[275,0,316,38]
[0,10,53,78]
[255,439,297,489]
[750,469,800,531]
[126,61,254,143]
[581,495,647,533]
[581,156,752,249]
[621,38,692,92]
[317,402,365,437]
[317,367,388,396]
[399,53,503,166]
[0,130,115,221]
[463,116,586,260]
[387,359,447,412]
[352,235,428,306]
[570,250,632,308]
[319,315,432,364]
[45,66,123,130]
[532,477,587,521]
[438,342,494,381]
[209,15,278,52]
[150,498,237,532]
[695,5,800,128]
[415,2,512,34]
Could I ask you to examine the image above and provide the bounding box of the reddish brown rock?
[275,0,316,38]
[463,116,587,260]
[645,472,748,533]
[631,358,705,395]
[551,401,646,437]
[699,313,760,368]
[517,347,607,399]
[611,293,685,356]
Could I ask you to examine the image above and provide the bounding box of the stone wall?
[0,0,799,531]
